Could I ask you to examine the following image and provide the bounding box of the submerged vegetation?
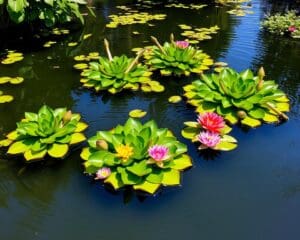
[144,35,213,76]
[183,68,290,127]
[0,105,88,161]
[262,11,300,39]
[81,118,192,194]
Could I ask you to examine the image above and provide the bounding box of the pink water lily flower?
[197,131,221,148]
[95,167,111,180]
[197,112,225,133]
[175,40,189,49]
[148,145,169,162]
[288,25,296,32]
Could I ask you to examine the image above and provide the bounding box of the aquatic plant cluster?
[0,0,293,196]
[81,118,192,194]
[262,11,300,39]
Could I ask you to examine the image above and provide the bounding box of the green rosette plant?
[80,118,192,195]
[78,39,164,94]
[182,112,237,151]
[0,105,88,161]
[183,67,290,128]
[144,34,213,76]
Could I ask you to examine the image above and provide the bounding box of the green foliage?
[262,11,300,39]
[81,118,192,194]
[79,55,164,94]
[0,105,88,161]
[183,68,290,127]
[144,37,213,76]
[0,0,86,27]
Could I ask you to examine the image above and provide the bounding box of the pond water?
[1,0,300,239]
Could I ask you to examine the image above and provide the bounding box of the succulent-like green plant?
[183,67,290,127]
[182,112,237,151]
[0,105,88,161]
[77,39,164,94]
[144,35,213,76]
[262,11,300,39]
[80,118,192,194]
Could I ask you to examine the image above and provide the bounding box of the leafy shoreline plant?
[0,0,86,28]
[182,112,237,151]
[80,118,192,194]
[183,67,290,128]
[144,34,213,76]
[78,39,165,94]
[262,11,300,39]
[0,105,88,161]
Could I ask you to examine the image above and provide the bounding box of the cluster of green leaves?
[0,0,86,27]
[181,120,237,151]
[262,11,300,39]
[183,68,290,127]
[79,55,165,94]
[81,118,192,194]
[0,105,88,161]
[144,41,213,76]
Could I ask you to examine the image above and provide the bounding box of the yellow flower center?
[115,144,134,162]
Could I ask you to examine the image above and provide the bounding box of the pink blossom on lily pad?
[197,112,225,133]
[197,131,221,148]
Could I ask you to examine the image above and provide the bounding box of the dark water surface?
[1,0,300,239]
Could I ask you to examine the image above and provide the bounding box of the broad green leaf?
[104,172,124,190]
[8,140,31,154]
[168,95,182,103]
[80,147,93,161]
[161,169,180,186]
[181,127,197,140]
[0,139,12,147]
[24,149,47,161]
[69,132,86,144]
[129,109,147,118]
[241,116,261,128]
[126,160,152,176]
[47,144,69,158]
[0,95,14,103]
[213,141,237,151]
[133,181,160,194]
[172,154,193,170]
[75,122,88,132]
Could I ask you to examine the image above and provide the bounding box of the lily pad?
[129,109,147,118]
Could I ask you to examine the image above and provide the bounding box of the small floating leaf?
[168,95,182,103]
[68,42,78,47]
[129,109,147,118]
[74,63,88,70]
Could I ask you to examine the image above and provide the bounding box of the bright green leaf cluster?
[0,105,88,161]
[144,39,213,76]
[81,118,192,194]
[0,0,86,27]
[262,11,300,39]
[78,55,165,94]
[183,68,290,128]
